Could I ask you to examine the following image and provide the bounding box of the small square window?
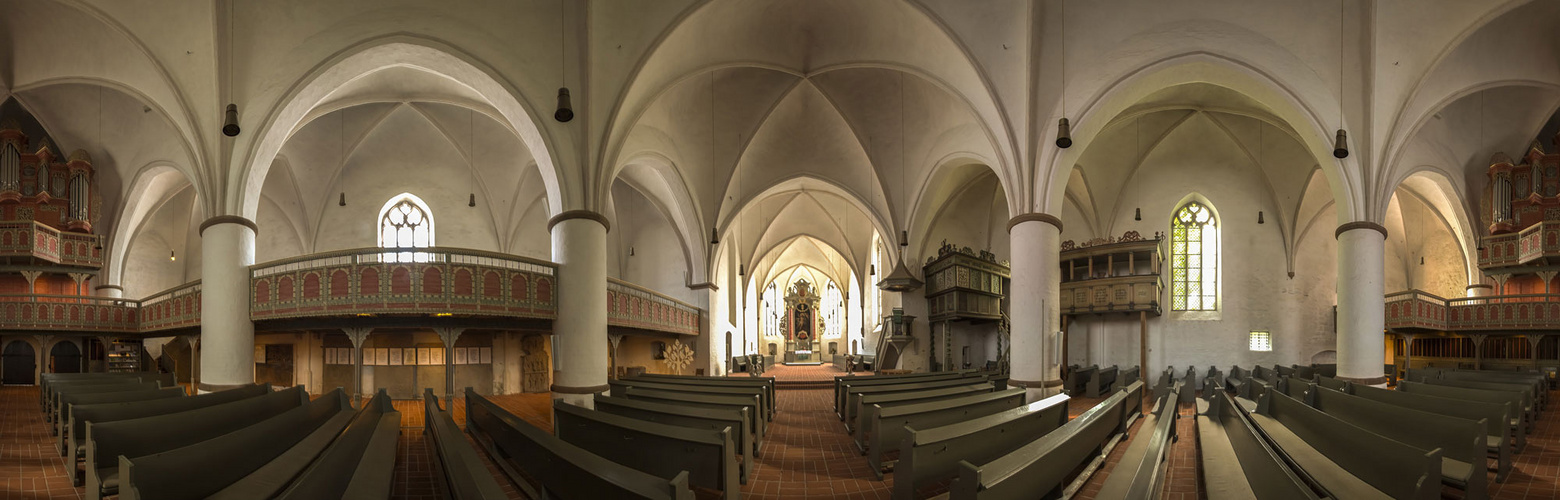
[1249,331,1272,352]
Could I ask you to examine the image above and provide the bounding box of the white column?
[197,217,257,393]
[1008,214,1063,402]
[549,212,609,408]
[1336,222,1387,386]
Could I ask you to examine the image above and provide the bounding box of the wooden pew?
[115,388,356,500]
[842,375,991,424]
[834,370,975,414]
[1304,384,1487,499]
[1096,383,1182,499]
[57,386,185,455]
[1202,366,1223,393]
[1251,365,1280,387]
[1120,366,1141,387]
[66,384,271,485]
[1250,390,1441,499]
[892,393,1071,500]
[40,372,150,408]
[1178,367,1196,405]
[1442,371,1547,409]
[1196,390,1321,499]
[618,387,765,438]
[611,379,770,422]
[46,375,166,421]
[941,391,1129,500]
[1276,365,1296,378]
[423,389,508,500]
[1416,378,1536,429]
[82,385,310,500]
[860,388,1027,479]
[555,401,742,499]
[1315,375,1349,392]
[850,384,994,435]
[630,374,775,420]
[1086,365,1119,397]
[1398,380,1531,450]
[595,394,758,478]
[1293,365,1317,381]
[1224,366,1249,394]
[51,381,163,429]
[1065,364,1099,396]
[1348,383,1513,481]
[848,376,992,429]
[1313,363,1338,378]
[428,392,515,500]
[467,389,694,500]
[271,390,400,500]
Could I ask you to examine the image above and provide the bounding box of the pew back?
[841,376,990,423]
[273,390,400,500]
[1309,385,1486,498]
[893,393,1072,500]
[862,388,1027,479]
[611,379,769,421]
[1253,390,1441,500]
[554,401,741,499]
[852,384,993,436]
[595,394,758,459]
[619,387,765,437]
[66,384,270,485]
[1197,391,1320,499]
[945,391,1126,500]
[422,389,508,500]
[466,389,694,500]
[57,386,185,454]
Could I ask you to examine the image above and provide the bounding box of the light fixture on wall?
[1134,208,1141,221]
[169,250,176,262]
[1257,211,1264,224]
[553,1,573,122]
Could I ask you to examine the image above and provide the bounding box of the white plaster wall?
[120,186,200,298]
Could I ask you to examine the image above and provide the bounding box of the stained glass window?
[763,283,779,338]
[824,282,842,338]
[1171,201,1218,311]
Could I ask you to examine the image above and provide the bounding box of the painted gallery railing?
[607,277,702,336]
[1385,289,1560,332]
[1478,220,1560,269]
[0,220,104,268]
[249,247,559,321]
[0,247,705,337]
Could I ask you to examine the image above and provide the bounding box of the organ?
[0,122,104,300]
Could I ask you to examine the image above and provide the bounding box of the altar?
[780,281,825,365]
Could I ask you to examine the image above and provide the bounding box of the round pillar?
[1336,222,1387,387]
[549,211,610,408]
[94,285,124,299]
[1007,214,1063,402]
[198,216,257,393]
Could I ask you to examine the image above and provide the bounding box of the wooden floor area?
[2,382,1557,500]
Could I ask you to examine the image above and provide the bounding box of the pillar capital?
[342,327,373,348]
[1334,221,1387,239]
[1006,213,1063,233]
[434,327,464,348]
[198,215,257,236]
[547,210,610,232]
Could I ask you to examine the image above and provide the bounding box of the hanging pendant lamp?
[879,230,922,292]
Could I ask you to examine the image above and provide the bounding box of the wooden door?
[521,335,549,393]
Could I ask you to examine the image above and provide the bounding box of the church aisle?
[0,386,77,500]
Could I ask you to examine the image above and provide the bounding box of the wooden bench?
[850,384,994,436]
[1292,365,1317,381]
[1251,365,1281,387]
[1086,365,1120,398]
[1442,371,1547,409]
[595,394,758,478]
[1306,383,1487,499]
[1120,366,1141,387]
[83,385,310,500]
[1315,375,1349,392]
[555,401,742,499]
[57,386,184,455]
[271,390,400,500]
[892,393,1071,500]
[1096,383,1182,499]
[40,372,153,409]
[1196,390,1320,499]
[834,370,975,413]
[466,389,694,500]
[1417,378,1536,429]
[618,387,765,438]
[860,388,1027,479]
[1249,390,1441,499]
[629,374,775,420]
[939,390,1129,500]
[1065,364,1099,396]
[1202,366,1224,391]
[1348,383,1513,482]
[422,389,508,500]
[115,388,357,500]
[66,384,271,485]
[1398,380,1531,450]
[51,380,165,429]
[842,375,991,424]
[611,379,770,422]
[47,375,172,421]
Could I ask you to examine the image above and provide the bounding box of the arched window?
[868,244,881,328]
[824,281,842,337]
[1171,201,1218,311]
[763,283,779,338]
[379,194,434,262]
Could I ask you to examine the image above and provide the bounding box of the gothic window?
[868,245,881,328]
[1171,201,1218,311]
[763,283,779,338]
[379,194,434,262]
[824,282,842,337]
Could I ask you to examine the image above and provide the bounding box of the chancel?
[0,1,1557,499]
